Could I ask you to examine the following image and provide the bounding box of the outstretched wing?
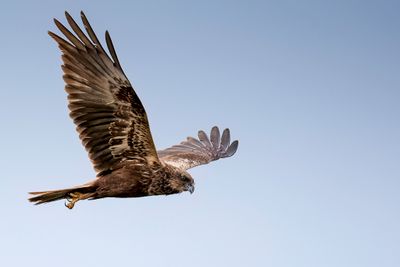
[158,127,239,170]
[50,11,160,176]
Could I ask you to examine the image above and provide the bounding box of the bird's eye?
[181,175,188,181]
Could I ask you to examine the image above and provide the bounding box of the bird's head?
[169,169,195,194]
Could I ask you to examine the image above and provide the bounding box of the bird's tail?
[28,183,96,208]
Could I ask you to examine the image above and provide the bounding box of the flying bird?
[29,12,238,209]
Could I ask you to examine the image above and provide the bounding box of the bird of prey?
[29,12,238,209]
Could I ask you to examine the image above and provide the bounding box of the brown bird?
[29,11,239,209]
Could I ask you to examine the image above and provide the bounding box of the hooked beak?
[186,184,195,194]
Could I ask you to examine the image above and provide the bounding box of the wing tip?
[224,139,239,158]
[53,17,61,26]
[201,126,239,157]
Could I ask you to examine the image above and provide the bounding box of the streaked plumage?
[29,11,239,209]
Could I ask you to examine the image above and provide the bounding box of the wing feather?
[220,128,230,151]
[105,30,124,73]
[224,140,239,158]
[210,126,220,149]
[158,127,239,170]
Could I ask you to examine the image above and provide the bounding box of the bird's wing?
[50,11,160,176]
[158,127,238,170]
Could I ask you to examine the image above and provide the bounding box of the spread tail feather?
[29,184,96,205]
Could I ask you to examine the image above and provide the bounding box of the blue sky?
[1,1,399,266]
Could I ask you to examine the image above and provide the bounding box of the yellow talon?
[65,193,81,209]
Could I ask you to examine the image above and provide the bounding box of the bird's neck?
[147,167,178,195]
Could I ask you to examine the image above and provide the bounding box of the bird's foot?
[65,192,82,209]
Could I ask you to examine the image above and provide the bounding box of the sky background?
[1,0,399,266]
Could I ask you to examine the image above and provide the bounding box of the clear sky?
[1,1,399,266]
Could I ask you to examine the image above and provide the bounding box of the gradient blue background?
[1,1,399,266]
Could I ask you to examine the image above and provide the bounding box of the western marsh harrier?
[29,12,238,209]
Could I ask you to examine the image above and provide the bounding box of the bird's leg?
[65,192,90,209]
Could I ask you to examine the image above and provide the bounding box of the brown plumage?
[29,11,239,209]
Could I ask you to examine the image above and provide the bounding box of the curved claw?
[64,198,75,209]
[64,193,78,209]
